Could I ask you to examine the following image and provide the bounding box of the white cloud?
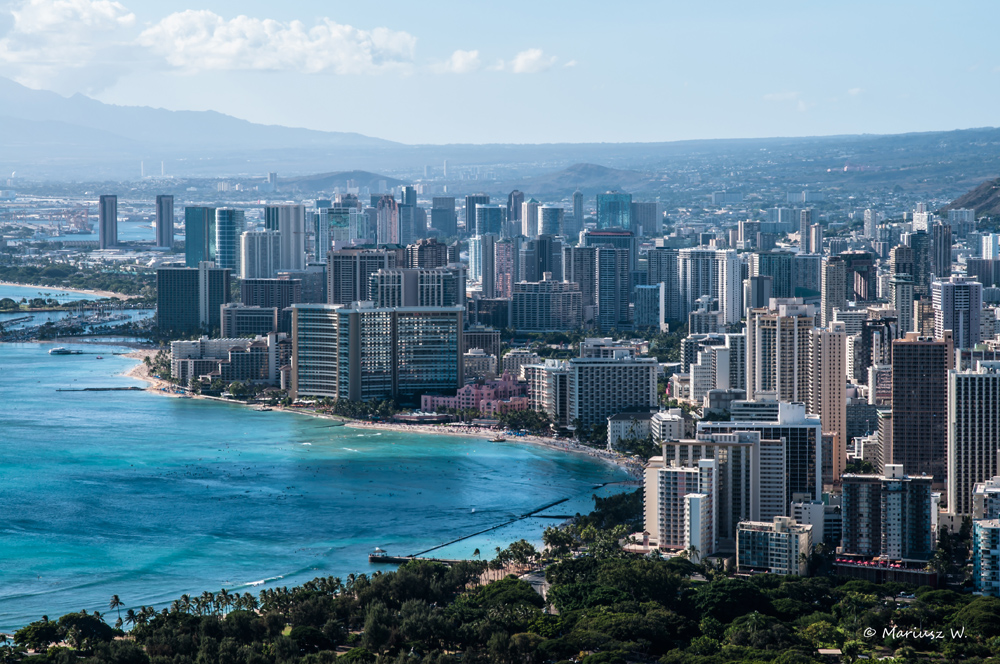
[563,59,578,68]
[506,48,557,74]
[0,0,137,93]
[137,11,416,74]
[762,91,799,102]
[432,49,480,74]
[848,87,863,96]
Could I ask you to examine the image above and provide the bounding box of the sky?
[0,0,997,144]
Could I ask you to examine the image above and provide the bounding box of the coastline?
[119,353,643,480]
[0,280,136,300]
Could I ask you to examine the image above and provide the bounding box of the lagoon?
[0,342,629,631]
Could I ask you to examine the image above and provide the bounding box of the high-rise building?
[470,233,498,298]
[290,302,464,401]
[375,195,399,245]
[821,256,847,328]
[891,331,954,484]
[841,464,934,561]
[369,266,465,308]
[99,194,117,250]
[973,520,1000,596]
[511,276,582,332]
[596,191,633,232]
[644,458,718,556]
[630,201,662,237]
[750,251,794,299]
[646,247,680,322]
[890,244,914,277]
[932,223,953,278]
[220,304,279,337]
[464,194,489,232]
[327,248,397,304]
[841,251,876,302]
[538,205,564,236]
[967,258,1000,288]
[889,274,915,335]
[678,248,741,326]
[808,322,848,483]
[264,204,307,271]
[905,230,934,296]
[215,208,245,273]
[948,361,1000,516]
[799,209,813,248]
[430,197,457,237]
[745,299,815,402]
[241,278,301,311]
[595,247,631,332]
[518,235,561,283]
[634,283,667,331]
[983,234,1000,261]
[737,517,812,575]
[568,353,658,428]
[572,190,584,229]
[156,262,231,335]
[562,245,598,308]
[184,207,216,268]
[521,198,540,237]
[506,190,524,228]
[475,204,506,237]
[809,224,823,255]
[314,205,363,259]
[863,209,878,238]
[240,230,281,279]
[932,275,983,349]
[406,238,449,269]
[155,195,173,249]
[698,401,823,503]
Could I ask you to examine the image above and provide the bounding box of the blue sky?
[0,0,996,144]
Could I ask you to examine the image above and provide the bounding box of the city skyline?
[1,1,999,144]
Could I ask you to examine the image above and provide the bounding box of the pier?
[56,386,145,392]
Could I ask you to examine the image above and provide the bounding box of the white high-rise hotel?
[678,248,741,327]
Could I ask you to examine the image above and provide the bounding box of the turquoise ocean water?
[0,342,630,631]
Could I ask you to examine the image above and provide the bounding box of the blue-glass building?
[597,191,633,231]
[185,206,217,267]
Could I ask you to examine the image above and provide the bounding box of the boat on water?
[489,436,507,443]
[48,347,82,355]
[254,406,272,412]
[95,356,103,360]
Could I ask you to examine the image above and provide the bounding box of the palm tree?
[472,548,481,560]
[109,595,123,623]
[124,609,137,627]
[217,588,231,615]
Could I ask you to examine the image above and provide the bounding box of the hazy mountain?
[943,177,1000,216]
[506,163,658,197]
[279,170,406,194]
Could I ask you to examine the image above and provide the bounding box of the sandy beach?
[0,280,136,300]
[118,353,644,480]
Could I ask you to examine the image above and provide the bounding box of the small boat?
[489,436,507,443]
[95,356,103,360]
[254,406,272,412]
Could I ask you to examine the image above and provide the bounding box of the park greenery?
[5,490,998,664]
[0,264,156,299]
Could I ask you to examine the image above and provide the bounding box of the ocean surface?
[0,342,630,631]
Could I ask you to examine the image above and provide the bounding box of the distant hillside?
[943,177,1000,216]
[510,163,658,196]
[279,170,406,194]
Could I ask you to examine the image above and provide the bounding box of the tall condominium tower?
[464,193,489,232]
[215,208,245,272]
[155,195,174,249]
[572,190,584,232]
[808,322,847,482]
[595,247,631,332]
[932,275,983,349]
[326,248,397,304]
[678,248,741,326]
[264,204,306,271]
[820,256,846,328]
[475,204,506,237]
[799,209,813,248]
[99,194,117,250]
[562,245,598,308]
[430,197,457,237]
[538,206,564,236]
[889,274,915,335]
[948,361,1000,516]
[596,191,633,232]
[521,198,540,237]
[746,299,815,403]
[891,331,954,485]
[185,206,216,267]
[155,262,231,335]
[932,223,953,278]
[240,230,281,280]
[507,190,524,225]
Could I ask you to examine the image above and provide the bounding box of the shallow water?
[0,342,629,630]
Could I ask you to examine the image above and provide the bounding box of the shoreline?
[117,353,643,480]
[0,280,136,301]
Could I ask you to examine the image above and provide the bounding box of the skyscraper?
[326,248,398,304]
[471,233,498,298]
[932,275,983,349]
[156,262,231,335]
[983,234,1000,260]
[595,247,631,332]
[155,195,173,249]
[630,201,662,237]
[746,299,815,403]
[507,190,524,227]
[573,190,584,231]
[841,465,934,560]
[889,273,915,335]
[562,245,598,308]
[265,204,307,270]
[430,197,457,237]
[821,256,846,328]
[799,209,813,249]
[948,361,1000,516]
[475,204,506,237]
[465,193,489,232]
[932,223,953,278]
[538,205,564,236]
[750,251,794,299]
[596,191,633,231]
[99,194,117,250]
[521,198,540,237]
[240,230,281,280]
[185,206,216,267]
[375,195,399,245]
[646,246,680,322]
[809,224,823,255]
[678,248,741,326]
[809,322,847,482]
[905,230,934,296]
[891,331,954,485]
[406,238,449,269]
[215,208,245,273]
